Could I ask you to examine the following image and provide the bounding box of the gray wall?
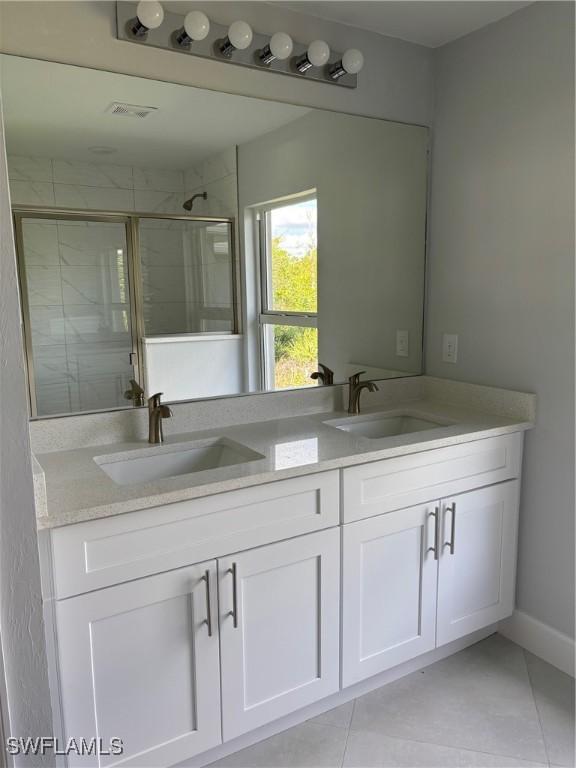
[237,110,428,382]
[426,1,575,638]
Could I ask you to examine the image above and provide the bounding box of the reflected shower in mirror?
[17,216,135,416]
[1,54,428,418]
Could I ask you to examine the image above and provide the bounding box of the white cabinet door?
[342,503,439,687]
[219,528,340,740]
[436,481,520,646]
[56,561,221,767]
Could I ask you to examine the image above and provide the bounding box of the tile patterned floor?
[210,634,575,768]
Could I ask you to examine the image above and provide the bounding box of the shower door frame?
[12,207,237,419]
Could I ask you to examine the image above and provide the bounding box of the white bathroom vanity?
[34,378,535,767]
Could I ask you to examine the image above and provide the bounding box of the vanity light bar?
[117,2,362,89]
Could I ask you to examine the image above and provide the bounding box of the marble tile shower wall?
[8,155,186,214]
[183,146,238,220]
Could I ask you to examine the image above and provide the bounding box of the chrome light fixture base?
[329,63,347,80]
[295,56,313,74]
[117,2,358,89]
[259,45,276,66]
[130,19,149,38]
[219,38,236,57]
[175,28,192,47]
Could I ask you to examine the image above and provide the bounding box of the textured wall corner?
[0,91,53,763]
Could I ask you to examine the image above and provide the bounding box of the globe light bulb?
[184,11,210,41]
[259,31,294,65]
[307,40,330,67]
[330,48,364,80]
[177,10,210,46]
[228,20,253,50]
[296,39,330,72]
[133,1,164,35]
[342,48,364,74]
[269,32,293,60]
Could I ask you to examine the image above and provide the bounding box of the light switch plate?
[442,333,458,363]
[396,330,409,357]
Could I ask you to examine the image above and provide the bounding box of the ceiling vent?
[105,102,158,118]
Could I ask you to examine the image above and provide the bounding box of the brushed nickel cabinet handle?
[444,503,456,555]
[202,570,213,637]
[428,507,440,560]
[229,563,238,628]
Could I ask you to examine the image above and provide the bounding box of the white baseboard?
[499,610,575,677]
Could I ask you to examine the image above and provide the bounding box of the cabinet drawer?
[342,434,522,522]
[50,471,339,598]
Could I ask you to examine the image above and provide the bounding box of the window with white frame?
[257,193,318,390]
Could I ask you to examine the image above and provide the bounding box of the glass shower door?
[16,215,138,417]
[139,218,236,335]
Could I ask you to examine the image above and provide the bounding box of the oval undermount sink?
[95,438,264,486]
[323,412,451,440]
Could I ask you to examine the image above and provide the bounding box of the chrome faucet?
[310,363,335,386]
[348,371,379,414]
[148,393,172,444]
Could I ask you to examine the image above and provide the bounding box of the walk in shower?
[14,210,236,417]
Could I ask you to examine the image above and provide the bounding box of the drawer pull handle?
[202,570,213,637]
[445,503,456,555]
[428,507,440,560]
[229,562,238,628]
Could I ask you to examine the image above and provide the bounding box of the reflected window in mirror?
[258,194,318,390]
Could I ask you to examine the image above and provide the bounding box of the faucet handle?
[148,392,164,409]
[311,363,335,385]
[349,371,366,385]
[318,363,335,385]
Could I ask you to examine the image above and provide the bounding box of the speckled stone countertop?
[34,394,535,530]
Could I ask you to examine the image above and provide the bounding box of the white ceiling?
[275,1,533,48]
[0,56,309,170]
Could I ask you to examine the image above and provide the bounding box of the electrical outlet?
[396,330,409,357]
[442,333,458,363]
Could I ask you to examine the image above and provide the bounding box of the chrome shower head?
[183,192,207,211]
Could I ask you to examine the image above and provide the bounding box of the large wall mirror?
[1,55,428,419]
